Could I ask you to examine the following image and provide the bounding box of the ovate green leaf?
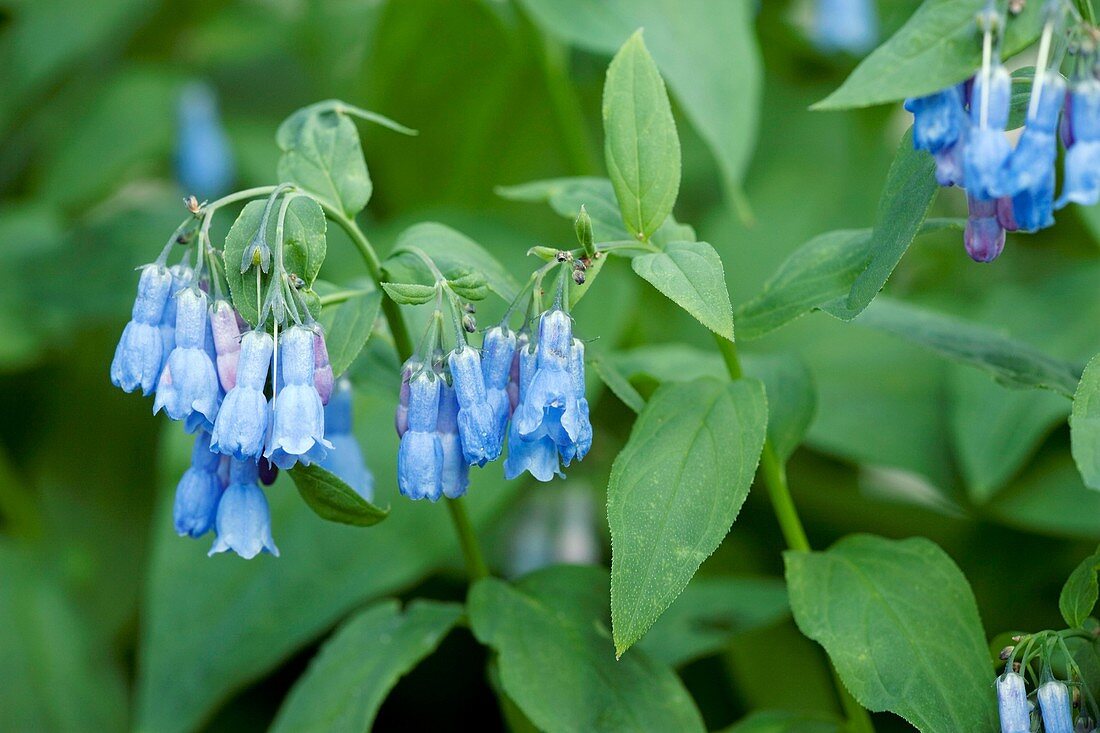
[277,105,372,217]
[602,30,681,241]
[380,282,437,306]
[271,600,461,733]
[631,241,735,342]
[785,535,997,732]
[288,463,389,527]
[383,222,519,302]
[318,289,382,377]
[1060,552,1100,629]
[609,377,768,655]
[1072,354,1100,490]
[469,565,706,733]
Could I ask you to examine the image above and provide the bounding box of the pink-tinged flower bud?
[313,330,334,406]
[395,359,419,437]
[210,300,241,392]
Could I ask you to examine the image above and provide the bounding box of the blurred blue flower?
[905,86,966,154]
[176,82,234,199]
[319,378,374,501]
[812,0,878,55]
[964,65,1013,200]
[111,264,174,395]
[211,330,273,460]
[437,380,469,499]
[398,370,444,500]
[173,430,224,538]
[209,458,279,559]
[1059,79,1100,208]
[265,326,332,469]
[449,346,500,465]
[964,194,1007,263]
[154,289,220,428]
[1002,75,1064,231]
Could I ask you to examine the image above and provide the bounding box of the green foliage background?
[3,0,1100,731]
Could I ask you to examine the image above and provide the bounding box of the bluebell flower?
[173,430,223,538]
[176,82,234,199]
[211,330,273,460]
[395,359,419,438]
[996,672,1029,733]
[1000,75,1065,231]
[505,340,562,482]
[481,325,517,453]
[265,325,332,469]
[1038,681,1073,733]
[1059,79,1100,208]
[905,86,966,154]
[449,346,501,466]
[313,330,333,406]
[812,0,878,55]
[964,194,1006,263]
[111,264,174,395]
[513,308,584,446]
[318,378,374,501]
[934,143,965,187]
[548,338,591,466]
[158,263,194,375]
[154,289,220,428]
[209,457,279,559]
[398,370,445,500]
[210,299,241,392]
[964,65,1013,200]
[437,380,469,499]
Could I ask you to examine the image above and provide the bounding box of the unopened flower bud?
[463,314,477,333]
[573,269,586,285]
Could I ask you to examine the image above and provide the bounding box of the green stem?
[322,201,488,580]
[1077,0,1096,26]
[447,497,489,581]
[714,334,873,733]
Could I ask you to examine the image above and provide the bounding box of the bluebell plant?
[903,0,1099,262]
[996,632,1098,733]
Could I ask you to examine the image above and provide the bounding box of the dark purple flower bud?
[965,194,1006,263]
[258,457,279,486]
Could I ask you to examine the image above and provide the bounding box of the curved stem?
[447,498,489,582]
[714,334,874,733]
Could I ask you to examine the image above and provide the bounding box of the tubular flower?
[905,85,966,155]
[209,298,242,392]
[1038,681,1073,733]
[449,346,501,466]
[965,194,1007,263]
[209,457,279,559]
[505,340,563,482]
[398,370,444,501]
[265,325,332,469]
[964,64,1013,200]
[996,672,1030,733]
[176,82,234,198]
[313,330,334,406]
[1059,79,1100,207]
[111,264,174,395]
[318,378,374,501]
[158,263,194,375]
[211,330,274,460]
[1003,75,1065,231]
[513,308,584,446]
[481,325,517,455]
[173,430,224,538]
[437,380,470,499]
[154,289,220,428]
[812,0,878,55]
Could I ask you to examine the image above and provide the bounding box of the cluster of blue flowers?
[905,3,1099,262]
[395,288,593,502]
[997,670,1087,733]
[111,238,373,558]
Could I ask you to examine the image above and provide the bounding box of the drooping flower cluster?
[395,257,594,501]
[996,632,1098,733]
[111,194,372,558]
[904,3,1098,262]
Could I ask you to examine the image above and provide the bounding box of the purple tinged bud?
[437,381,469,499]
[258,457,279,486]
[211,330,274,460]
[398,371,444,501]
[265,325,332,469]
[154,289,220,427]
[210,299,241,392]
[208,458,279,559]
[997,672,1029,733]
[965,194,1006,263]
[1038,681,1074,733]
[313,330,333,406]
[507,333,529,413]
[111,264,174,395]
[1061,90,1075,148]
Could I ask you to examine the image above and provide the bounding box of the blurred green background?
[4,0,1100,731]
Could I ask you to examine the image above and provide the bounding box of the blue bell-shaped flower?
[964,194,1006,263]
[964,65,1013,200]
[173,430,224,538]
[513,308,584,447]
[154,289,220,428]
[437,380,469,499]
[176,82,234,199]
[1038,680,1074,733]
[211,330,274,460]
[318,378,374,501]
[905,85,966,154]
[481,325,517,454]
[812,0,877,55]
[449,346,501,466]
[398,370,445,500]
[996,671,1029,733]
[265,325,332,469]
[157,263,194,376]
[1060,79,1100,208]
[505,340,562,482]
[111,264,174,395]
[209,457,279,559]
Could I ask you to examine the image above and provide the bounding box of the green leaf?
[0,543,128,732]
[318,289,382,377]
[271,600,461,733]
[277,105,372,218]
[602,30,681,241]
[744,353,816,463]
[383,222,519,302]
[1072,354,1100,491]
[724,711,842,733]
[518,0,760,202]
[223,196,328,326]
[826,131,938,320]
[785,535,997,732]
[137,386,519,733]
[815,0,1042,110]
[609,377,768,656]
[590,355,647,413]
[1060,553,1100,629]
[496,176,695,245]
[637,575,788,668]
[288,463,389,527]
[447,270,489,301]
[468,565,706,733]
[986,451,1100,540]
[380,282,438,305]
[855,297,1081,397]
[631,241,735,342]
